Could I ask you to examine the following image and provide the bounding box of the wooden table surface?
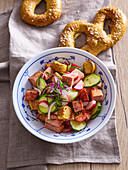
[1,0,128,170]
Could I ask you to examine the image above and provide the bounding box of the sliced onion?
[50,89,53,93]
[41,83,55,95]
[54,77,62,94]
[55,88,60,92]
[45,83,55,88]
[41,88,47,95]
[41,74,44,78]
[63,84,71,90]
[33,86,41,95]
[54,76,59,83]
[48,102,56,120]
[58,81,62,95]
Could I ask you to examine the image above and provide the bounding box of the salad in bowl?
[13,47,116,143]
[25,60,103,133]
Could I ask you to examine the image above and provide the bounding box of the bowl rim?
[12,47,116,144]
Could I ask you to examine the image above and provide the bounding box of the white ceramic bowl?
[13,47,116,144]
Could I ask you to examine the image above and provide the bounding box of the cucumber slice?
[91,101,102,119]
[38,95,56,114]
[38,95,53,104]
[38,96,51,114]
[91,112,99,119]
[70,120,86,131]
[67,89,78,101]
[38,104,48,114]
[36,78,46,92]
[84,73,101,88]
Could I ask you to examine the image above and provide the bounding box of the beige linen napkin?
[0,7,47,170]
[0,0,121,169]
[0,9,11,170]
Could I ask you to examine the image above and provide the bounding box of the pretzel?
[60,6,127,56]
[20,0,62,26]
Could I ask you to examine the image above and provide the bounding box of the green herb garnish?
[36,74,40,86]
[70,66,84,72]
[47,119,56,121]
[74,111,80,115]
[52,89,61,95]
[31,117,38,121]
[68,63,72,71]
[46,72,54,77]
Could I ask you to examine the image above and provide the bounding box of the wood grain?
[0,0,127,170]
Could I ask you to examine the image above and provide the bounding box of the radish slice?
[64,71,70,74]
[60,94,70,106]
[69,63,81,72]
[86,100,96,110]
[38,101,48,108]
[63,84,71,90]
[70,68,74,72]
[73,80,84,91]
[62,89,71,95]
[82,101,89,107]
[71,63,81,68]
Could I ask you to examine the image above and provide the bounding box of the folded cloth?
[0,8,47,170]
[0,0,120,169]
[0,9,11,170]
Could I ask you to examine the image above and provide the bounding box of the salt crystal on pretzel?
[20,0,62,26]
[60,6,127,56]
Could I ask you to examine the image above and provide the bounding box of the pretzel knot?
[21,0,62,26]
[60,6,127,56]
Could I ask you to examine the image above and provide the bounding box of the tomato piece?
[63,126,72,133]
[65,121,70,126]
[63,121,72,133]
[63,62,69,65]
[70,68,74,72]
[75,110,87,122]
